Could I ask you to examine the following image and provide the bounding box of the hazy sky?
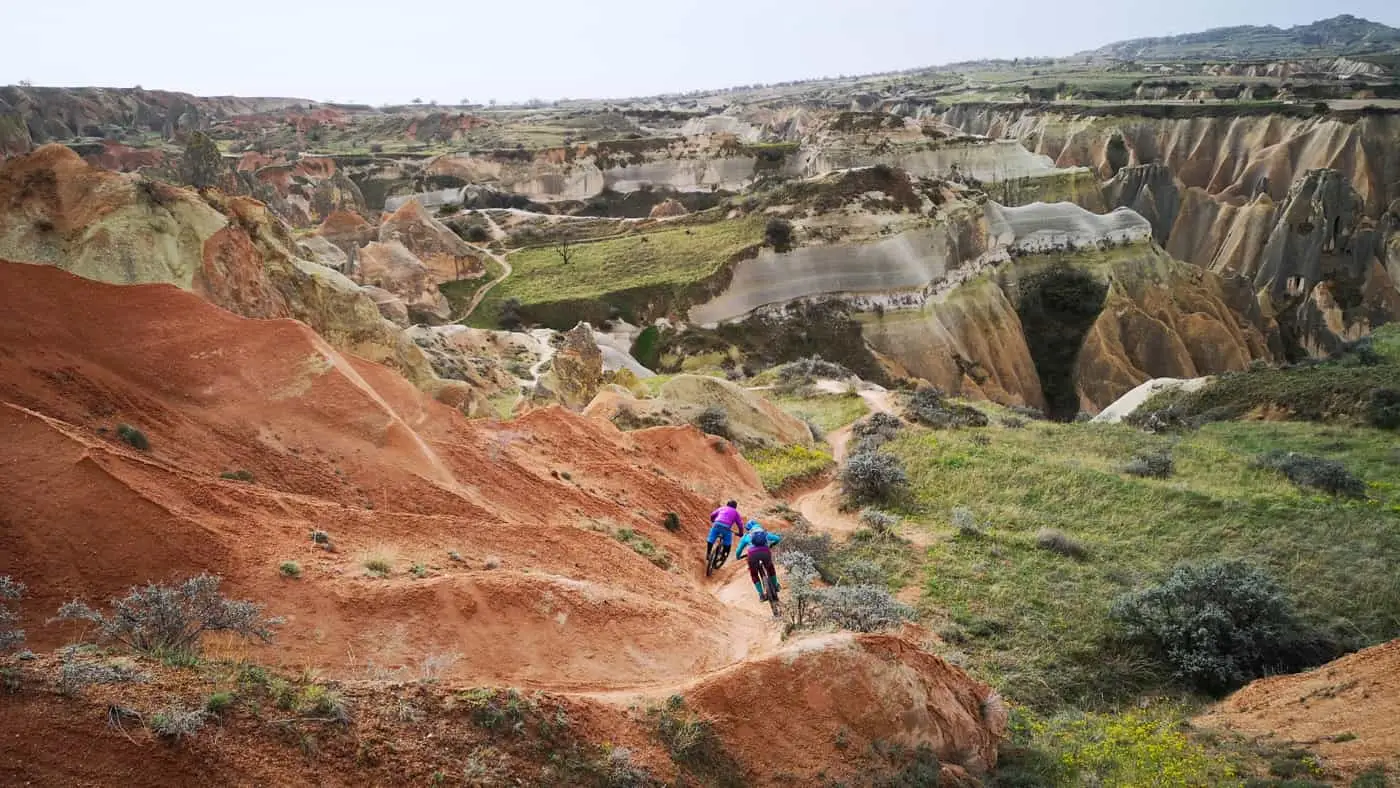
[4,1,1397,104]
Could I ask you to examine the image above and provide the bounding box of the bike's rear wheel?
[764,573,781,618]
[705,542,727,577]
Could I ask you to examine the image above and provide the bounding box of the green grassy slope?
[886,417,1399,711]
[467,216,763,328]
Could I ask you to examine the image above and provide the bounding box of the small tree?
[56,573,280,662]
[180,131,226,191]
[553,236,575,266]
[0,576,25,653]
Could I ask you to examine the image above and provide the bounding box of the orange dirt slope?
[0,259,1005,784]
[1198,638,1400,782]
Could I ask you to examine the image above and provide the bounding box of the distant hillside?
[1083,14,1400,61]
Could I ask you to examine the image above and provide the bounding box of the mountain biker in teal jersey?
[707,500,744,565]
[735,520,782,601]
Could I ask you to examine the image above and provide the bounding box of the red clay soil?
[0,260,1004,784]
[1197,638,1400,782]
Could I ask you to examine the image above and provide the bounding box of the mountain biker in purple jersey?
[735,520,782,601]
[706,500,744,565]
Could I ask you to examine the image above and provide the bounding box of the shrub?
[149,707,207,740]
[1253,451,1366,497]
[850,412,904,454]
[951,507,981,537]
[1368,388,1400,429]
[777,529,833,571]
[57,651,149,694]
[464,224,490,243]
[299,684,351,724]
[1110,561,1333,694]
[663,511,682,531]
[615,528,671,569]
[278,561,301,578]
[1035,528,1088,560]
[116,424,150,451]
[1123,449,1173,479]
[839,451,909,504]
[56,573,281,663]
[904,387,989,428]
[833,560,887,587]
[409,563,429,579]
[220,469,255,482]
[651,695,727,767]
[775,355,851,384]
[0,576,24,653]
[309,530,331,547]
[204,692,234,715]
[859,508,900,536]
[498,298,523,330]
[695,405,730,438]
[764,217,794,252]
[804,585,915,633]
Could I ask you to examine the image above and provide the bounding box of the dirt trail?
[792,382,898,538]
[459,240,513,319]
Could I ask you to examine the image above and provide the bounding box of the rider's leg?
[760,554,779,593]
[747,555,765,600]
[706,522,725,561]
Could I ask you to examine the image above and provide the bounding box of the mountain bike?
[705,534,731,577]
[758,562,781,618]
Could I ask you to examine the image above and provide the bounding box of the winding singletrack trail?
[792,382,899,540]
[460,240,513,320]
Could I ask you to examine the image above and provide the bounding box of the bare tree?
[553,236,575,266]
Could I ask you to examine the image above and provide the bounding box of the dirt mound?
[681,633,1006,784]
[1198,638,1400,781]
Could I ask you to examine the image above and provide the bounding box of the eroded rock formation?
[0,144,438,389]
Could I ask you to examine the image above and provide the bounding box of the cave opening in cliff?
[1013,265,1109,421]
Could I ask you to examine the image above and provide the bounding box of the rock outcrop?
[0,144,438,390]
[378,199,484,283]
[940,107,1400,215]
[1104,163,1183,245]
[548,323,606,410]
[313,208,376,262]
[649,198,689,218]
[1255,169,1400,355]
[1091,377,1212,423]
[949,105,1400,356]
[355,241,452,325]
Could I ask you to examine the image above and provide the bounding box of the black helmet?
[726,500,737,508]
